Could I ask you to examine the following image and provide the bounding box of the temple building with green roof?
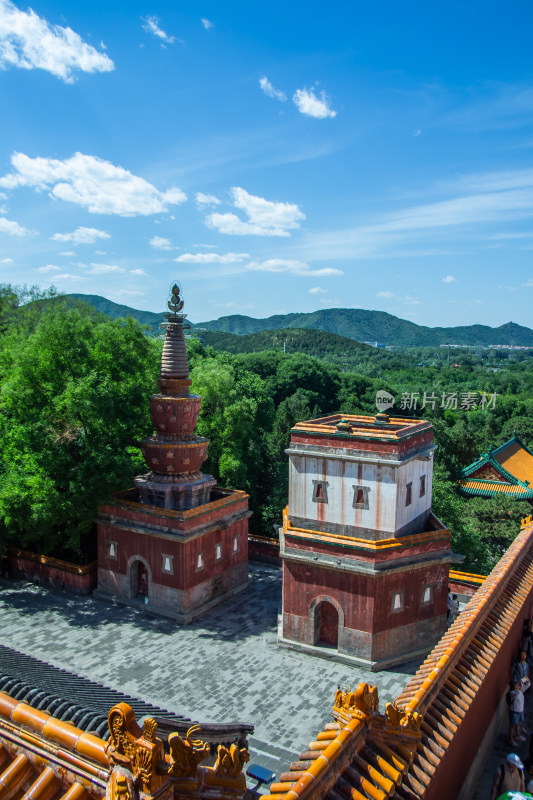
[459,434,533,501]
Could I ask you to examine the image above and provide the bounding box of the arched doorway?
[316,601,339,647]
[137,562,149,597]
[128,558,150,599]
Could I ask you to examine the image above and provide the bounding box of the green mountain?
[66,294,533,347]
[194,309,533,347]
[68,294,164,332]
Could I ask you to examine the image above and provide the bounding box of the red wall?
[248,536,281,565]
[425,585,533,800]
[283,559,447,632]
[8,555,96,595]
[290,427,434,460]
[284,530,450,566]
[98,517,248,590]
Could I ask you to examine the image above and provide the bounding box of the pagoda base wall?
[95,488,250,623]
[279,610,446,670]
[134,472,217,511]
[96,562,248,624]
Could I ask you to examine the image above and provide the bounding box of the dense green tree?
[462,495,532,564]
[2,288,533,570]
[273,354,340,410]
[190,358,275,517]
[0,301,159,559]
[431,465,493,574]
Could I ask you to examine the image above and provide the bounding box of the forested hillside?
[196,311,533,347]
[195,327,407,373]
[67,293,533,347]
[1,285,532,576]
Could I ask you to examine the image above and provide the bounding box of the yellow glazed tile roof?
[460,479,533,497]
[495,439,533,486]
[0,694,248,800]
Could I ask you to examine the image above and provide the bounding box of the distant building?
[279,412,458,670]
[96,285,250,622]
[459,434,533,501]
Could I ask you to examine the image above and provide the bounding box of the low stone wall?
[248,535,281,565]
[7,548,97,596]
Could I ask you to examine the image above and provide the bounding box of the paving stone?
[0,563,421,776]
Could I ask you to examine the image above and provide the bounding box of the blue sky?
[1,0,533,327]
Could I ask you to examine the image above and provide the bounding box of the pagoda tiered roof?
[459,434,533,499]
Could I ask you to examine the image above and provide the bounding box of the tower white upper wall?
[286,413,436,540]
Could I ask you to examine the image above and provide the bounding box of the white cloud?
[50,272,88,281]
[0,256,13,263]
[0,0,114,82]
[489,232,533,240]
[51,226,110,244]
[201,18,213,29]
[87,263,125,274]
[141,16,175,45]
[376,290,419,305]
[0,216,32,235]
[247,258,342,277]
[309,286,327,294]
[0,152,187,216]
[58,250,75,256]
[130,268,146,275]
[293,87,336,119]
[106,289,146,300]
[36,264,61,273]
[175,252,249,264]
[413,129,422,137]
[442,275,457,283]
[207,186,305,237]
[149,235,172,250]
[259,76,286,102]
[301,167,533,261]
[196,192,220,207]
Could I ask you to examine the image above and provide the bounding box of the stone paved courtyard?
[0,563,423,779]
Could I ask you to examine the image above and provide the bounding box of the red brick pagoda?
[279,412,459,670]
[96,283,250,622]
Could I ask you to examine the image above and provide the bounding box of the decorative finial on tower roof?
[167,282,184,316]
[159,281,191,385]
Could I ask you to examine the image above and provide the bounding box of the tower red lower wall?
[96,490,249,623]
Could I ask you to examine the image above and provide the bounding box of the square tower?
[279,412,456,670]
